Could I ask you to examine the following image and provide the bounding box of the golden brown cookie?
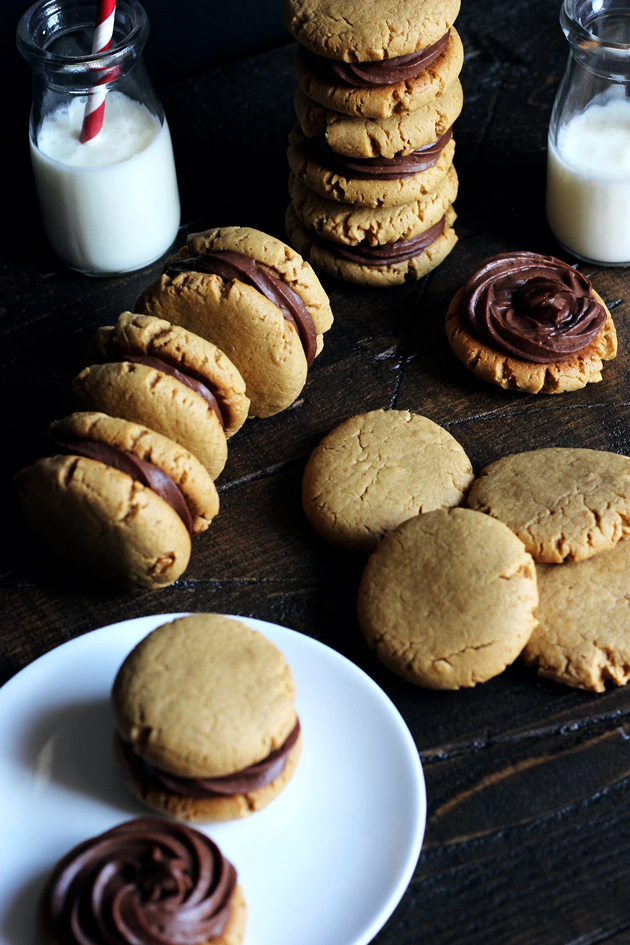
[112,613,302,821]
[467,448,630,563]
[137,226,333,418]
[302,409,474,552]
[445,253,617,394]
[357,508,538,689]
[522,539,630,692]
[39,818,247,945]
[287,123,456,208]
[288,164,458,246]
[295,80,463,158]
[284,0,461,61]
[49,411,219,534]
[286,201,457,286]
[294,28,464,120]
[16,454,191,588]
[92,312,250,438]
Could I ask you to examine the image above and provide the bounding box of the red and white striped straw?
[79,0,117,144]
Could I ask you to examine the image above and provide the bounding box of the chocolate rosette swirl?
[462,252,607,363]
[43,818,237,945]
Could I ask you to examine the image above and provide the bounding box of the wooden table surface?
[3,0,630,942]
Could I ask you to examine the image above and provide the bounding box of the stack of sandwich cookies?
[112,613,302,821]
[137,225,333,417]
[16,412,219,588]
[283,0,463,285]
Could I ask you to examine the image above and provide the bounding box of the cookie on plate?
[112,613,302,821]
[286,201,457,286]
[137,226,333,418]
[467,447,630,563]
[16,412,218,587]
[357,508,538,689]
[287,124,456,209]
[445,251,617,394]
[73,313,247,479]
[40,818,247,945]
[523,540,630,692]
[303,409,474,552]
[288,164,458,247]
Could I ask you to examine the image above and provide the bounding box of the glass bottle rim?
[16,0,149,72]
[561,0,630,59]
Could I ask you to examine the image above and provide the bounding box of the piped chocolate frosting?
[42,818,237,945]
[312,127,452,180]
[461,252,607,363]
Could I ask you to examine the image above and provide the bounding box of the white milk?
[546,92,630,264]
[30,91,180,275]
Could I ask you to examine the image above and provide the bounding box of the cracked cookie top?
[466,448,630,563]
[357,507,538,689]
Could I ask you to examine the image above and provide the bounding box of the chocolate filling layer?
[167,250,318,367]
[128,719,301,798]
[308,31,450,87]
[462,251,608,363]
[314,214,446,266]
[312,127,452,180]
[54,437,194,534]
[125,354,224,429]
[43,818,236,945]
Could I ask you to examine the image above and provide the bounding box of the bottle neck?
[561,0,630,77]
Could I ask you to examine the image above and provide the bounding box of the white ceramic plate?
[0,614,425,945]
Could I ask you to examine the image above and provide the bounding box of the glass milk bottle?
[546,0,630,265]
[17,0,180,276]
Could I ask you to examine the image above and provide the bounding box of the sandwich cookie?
[286,201,457,286]
[112,613,302,821]
[40,818,247,945]
[293,29,464,121]
[467,447,630,563]
[73,313,248,479]
[288,164,458,246]
[523,540,630,692]
[357,508,538,689]
[302,409,474,552]
[294,80,463,159]
[15,412,219,587]
[287,123,456,209]
[137,226,334,418]
[445,252,617,393]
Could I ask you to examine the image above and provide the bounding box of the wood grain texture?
[3,0,630,941]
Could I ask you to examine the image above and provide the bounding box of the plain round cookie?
[357,508,538,689]
[49,411,219,534]
[303,409,474,552]
[137,226,333,418]
[288,164,458,246]
[287,124,456,208]
[283,0,461,61]
[92,312,250,438]
[523,540,630,691]
[446,286,618,394]
[466,448,630,563]
[112,614,301,820]
[295,80,463,158]
[16,455,191,588]
[294,29,464,120]
[286,202,457,286]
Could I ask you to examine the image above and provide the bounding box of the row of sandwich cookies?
[283,0,463,286]
[16,226,333,589]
